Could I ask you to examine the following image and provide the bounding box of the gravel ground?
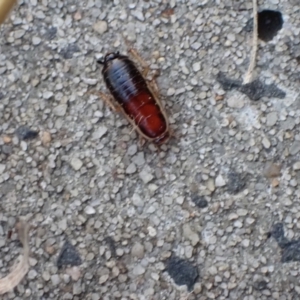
[1,0,300,299]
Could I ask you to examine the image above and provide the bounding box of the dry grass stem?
[0,220,31,295]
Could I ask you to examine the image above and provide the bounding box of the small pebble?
[263,162,281,178]
[53,104,68,117]
[41,131,52,146]
[126,163,137,174]
[266,112,278,127]
[215,174,226,187]
[0,164,6,174]
[70,157,83,171]
[131,243,145,259]
[147,226,157,237]
[93,21,108,34]
[92,126,108,140]
[139,167,153,184]
[51,274,61,286]
[32,36,41,45]
[293,162,300,170]
[85,206,96,215]
[133,264,145,276]
[43,91,54,100]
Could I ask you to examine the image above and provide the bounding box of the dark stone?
[45,27,57,40]
[239,80,266,101]
[57,240,82,269]
[217,73,286,101]
[191,195,208,208]
[2,145,12,155]
[216,72,242,91]
[270,223,290,248]
[270,223,300,263]
[165,256,199,291]
[253,280,268,291]
[281,241,300,263]
[258,10,283,42]
[15,126,39,140]
[0,92,3,100]
[240,79,286,101]
[244,10,283,42]
[60,43,81,59]
[104,236,116,258]
[227,171,247,194]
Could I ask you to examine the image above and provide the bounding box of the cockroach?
[97,51,170,145]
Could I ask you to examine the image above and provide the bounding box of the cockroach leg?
[128,48,151,78]
[138,136,146,148]
[88,89,119,112]
[150,69,161,81]
[98,91,120,112]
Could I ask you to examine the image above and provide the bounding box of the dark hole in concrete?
[244,10,283,42]
[258,10,283,42]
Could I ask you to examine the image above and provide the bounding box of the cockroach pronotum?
[97,51,170,145]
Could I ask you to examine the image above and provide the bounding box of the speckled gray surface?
[1,0,300,299]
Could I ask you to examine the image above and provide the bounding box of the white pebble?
[237,209,248,216]
[43,91,54,100]
[131,10,144,21]
[147,226,157,237]
[85,206,96,215]
[133,264,145,276]
[81,77,98,86]
[228,213,238,220]
[126,163,137,174]
[70,157,83,171]
[0,164,6,174]
[215,174,226,187]
[93,21,108,34]
[92,126,108,140]
[262,137,271,149]
[192,62,201,72]
[293,162,300,170]
[32,36,41,45]
[139,167,153,184]
[167,87,175,96]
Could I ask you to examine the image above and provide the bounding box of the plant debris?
[0,220,31,295]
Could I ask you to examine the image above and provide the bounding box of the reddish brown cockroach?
[97,51,170,145]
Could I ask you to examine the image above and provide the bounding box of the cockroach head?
[97,52,120,64]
